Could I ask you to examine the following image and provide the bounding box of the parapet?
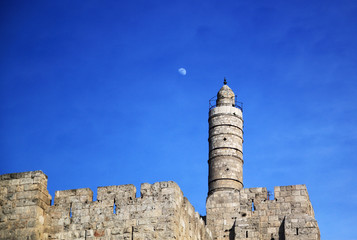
[54,188,93,205]
[275,185,310,201]
[0,170,212,240]
[0,170,47,181]
[206,184,319,239]
[239,184,315,217]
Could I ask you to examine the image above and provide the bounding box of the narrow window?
[113,199,117,214]
[251,200,255,212]
[296,228,299,235]
[246,231,248,238]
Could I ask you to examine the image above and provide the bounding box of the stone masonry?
[0,171,211,240]
[206,82,320,240]
[0,82,320,239]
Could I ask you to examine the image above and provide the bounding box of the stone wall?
[0,172,319,240]
[206,185,320,240]
[0,171,212,240]
[206,190,240,240]
[0,171,51,240]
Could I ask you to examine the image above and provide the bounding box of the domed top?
[216,83,235,107]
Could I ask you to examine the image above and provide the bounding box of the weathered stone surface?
[0,171,211,240]
[0,170,51,240]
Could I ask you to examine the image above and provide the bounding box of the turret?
[208,79,244,194]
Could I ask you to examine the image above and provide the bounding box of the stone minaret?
[208,80,244,194]
[206,80,244,239]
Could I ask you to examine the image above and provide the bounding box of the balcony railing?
[209,95,243,111]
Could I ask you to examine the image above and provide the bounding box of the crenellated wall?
[0,171,212,240]
[0,171,320,240]
[206,185,320,240]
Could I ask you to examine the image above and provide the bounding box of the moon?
[178,68,187,76]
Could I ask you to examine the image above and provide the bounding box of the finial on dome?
[216,79,235,107]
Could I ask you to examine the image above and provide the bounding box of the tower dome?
[216,83,235,107]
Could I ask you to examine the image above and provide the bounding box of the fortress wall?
[47,180,211,240]
[0,171,212,240]
[274,184,315,216]
[207,185,319,240]
[234,187,267,240]
[46,182,181,239]
[46,188,94,238]
[176,197,212,240]
[234,185,319,240]
[206,190,241,240]
[0,170,317,240]
[284,214,320,240]
[0,171,51,240]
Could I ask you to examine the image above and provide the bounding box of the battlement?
[52,181,183,210]
[206,184,318,239]
[0,170,47,180]
[0,171,211,240]
[275,184,310,201]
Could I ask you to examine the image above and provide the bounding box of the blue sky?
[1,1,356,239]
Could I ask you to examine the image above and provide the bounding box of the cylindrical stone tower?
[208,81,243,194]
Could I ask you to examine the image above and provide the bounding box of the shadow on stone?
[229,220,236,240]
[279,217,285,240]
